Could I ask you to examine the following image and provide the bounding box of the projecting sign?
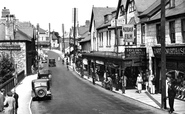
[122,24,134,42]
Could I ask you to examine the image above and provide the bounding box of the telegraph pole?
[161,0,166,109]
[73,8,76,64]
[49,23,51,50]
[62,24,65,54]
[37,23,39,72]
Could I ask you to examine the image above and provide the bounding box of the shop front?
[152,45,185,101]
[82,47,147,89]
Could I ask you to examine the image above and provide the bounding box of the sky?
[0,0,118,35]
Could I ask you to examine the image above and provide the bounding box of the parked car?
[31,79,52,101]
[49,58,56,67]
[38,69,52,85]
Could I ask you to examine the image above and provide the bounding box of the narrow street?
[31,51,167,114]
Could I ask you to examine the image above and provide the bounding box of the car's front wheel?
[36,88,46,98]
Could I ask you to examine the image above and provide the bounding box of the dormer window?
[129,0,135,13]
[120,5,125,16]
[104,15,108,24]
[169,0,175,8]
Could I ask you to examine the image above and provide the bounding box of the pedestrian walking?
[4,92,15,114]
[136,74,143,93]
[166,76,177,113]
[12,90,19,114]
[149,74,155,94]
[121,75,127,94]
[0,89,5,113]
[115,73,119,91]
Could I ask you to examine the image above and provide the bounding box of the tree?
[0,52,15,79]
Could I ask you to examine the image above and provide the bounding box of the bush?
[0,53,15,83]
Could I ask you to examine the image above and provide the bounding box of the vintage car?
[31,79,52,101]
[49,58,56,67]
[38,69,52,85]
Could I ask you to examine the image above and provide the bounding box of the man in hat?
[11,89,19,114]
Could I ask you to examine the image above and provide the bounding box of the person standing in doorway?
[136,74,143,93]
[121,75,127,94]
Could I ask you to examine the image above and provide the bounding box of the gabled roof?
[139,0,169,18]
[51,32,57,40]
[39,27,46,34]
[17,22,34,38]
[15,29,32,41]
[0,23,32,41]
[148,1,185,22]
[89,7,116,32]
[116,0,127,19]
[79,34,91,43]
[125,0,157,14]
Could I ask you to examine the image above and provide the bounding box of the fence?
[0,70,25,94]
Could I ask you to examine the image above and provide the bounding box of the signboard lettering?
[152,46,185,56]
[125,48,146,58]
[122,24,134,42]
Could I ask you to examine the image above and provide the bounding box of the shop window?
[156,24,161,44]
[181,19,185,43]
[169,21,176,43]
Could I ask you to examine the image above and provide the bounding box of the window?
[129,0,135,13]
[119,29,123,37]
[106,31,108,46]
[169,21,175,43]
[141,24,145,44]
[181,19,185,43]
[120,5,124,16]
[109,31,111,46]
[156,24,161,44]
[169,0,175,8]
[99,32,103,47]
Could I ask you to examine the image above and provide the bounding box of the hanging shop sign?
[122,24,134,42]
[125,48,146,59]
[152,46,185,56]
[111,17,125,27]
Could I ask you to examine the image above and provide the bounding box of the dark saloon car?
[31,79,52,101]
[49,58,56,67]
[38,69,52,85]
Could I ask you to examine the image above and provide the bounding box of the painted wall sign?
[152,46,185,56]
[0,44,21,50]
[125,48,146,59]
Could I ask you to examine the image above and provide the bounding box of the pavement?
[73,68,185,114]
[11,49,185,114]
[13,74,37,114]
